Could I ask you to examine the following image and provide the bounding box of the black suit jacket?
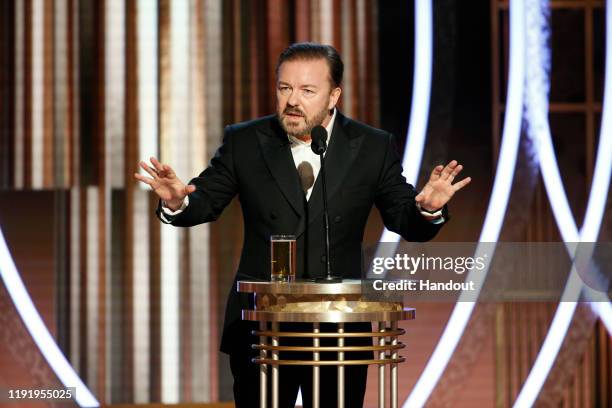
[157,112,448,353]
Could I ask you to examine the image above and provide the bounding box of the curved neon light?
[402,1,526,406]
[0,229,99,407]
[513,0,612,405]
[380,0,433,243]
[402,0,433,186]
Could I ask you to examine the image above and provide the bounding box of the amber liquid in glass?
[270,236,296,282]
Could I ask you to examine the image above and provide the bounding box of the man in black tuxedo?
[135,43,470,407]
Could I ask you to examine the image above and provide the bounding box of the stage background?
[0,0,611,407]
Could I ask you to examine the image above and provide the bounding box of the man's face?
[276,58,341,138]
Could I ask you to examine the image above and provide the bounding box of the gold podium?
[238,279,415,408]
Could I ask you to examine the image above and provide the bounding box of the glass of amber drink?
[270,235,296,282]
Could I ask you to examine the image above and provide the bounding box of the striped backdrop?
[0,0,379,403]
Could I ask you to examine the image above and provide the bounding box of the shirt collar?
[288,108,337,147]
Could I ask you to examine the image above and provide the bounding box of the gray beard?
[278,107,330,138]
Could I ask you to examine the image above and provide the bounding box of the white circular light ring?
[374,0,433,282]
[513,0,612,406]
[0,228,99,407]
[379,0,434,246]
[400,0,527,406]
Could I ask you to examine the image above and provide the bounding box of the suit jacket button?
[334,215,342,223]
[270,212,277,220]
[321,255,326,263]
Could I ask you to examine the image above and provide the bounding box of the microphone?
[311,125,328,155]
[310,125,341,283]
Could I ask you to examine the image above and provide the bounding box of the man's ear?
[328,87,342,109]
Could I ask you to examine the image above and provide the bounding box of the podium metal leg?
[338,323,344,408]
[378,321,386,408]
[272,322,279,408]
[313,322,320,408]
[391,321,398,408]
[260,321,268,408]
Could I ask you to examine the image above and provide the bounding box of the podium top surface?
[237,279,363,295]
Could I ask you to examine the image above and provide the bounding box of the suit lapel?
[295,112,364,237]
[256,119,306,218]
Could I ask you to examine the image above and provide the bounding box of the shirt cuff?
[427,216,445,225]
[416,202,445,224]
[160,196,189,223]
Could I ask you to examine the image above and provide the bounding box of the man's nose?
[287,89,300,107]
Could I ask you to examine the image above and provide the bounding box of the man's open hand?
[133,157,196,211]
[415,160,471,212]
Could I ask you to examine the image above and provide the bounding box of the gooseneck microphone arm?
[311,125,341,283]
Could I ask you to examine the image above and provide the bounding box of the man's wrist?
[165,200,183,211]
[161,196,189,215]
[416,202,443,216]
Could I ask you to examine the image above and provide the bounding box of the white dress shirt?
[287,109,336,200]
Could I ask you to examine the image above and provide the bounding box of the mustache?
[283,108,305,117]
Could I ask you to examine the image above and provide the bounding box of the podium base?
[238,280,413,408]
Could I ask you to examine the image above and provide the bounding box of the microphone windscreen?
[297,161,315,193]
[311,125,328,155]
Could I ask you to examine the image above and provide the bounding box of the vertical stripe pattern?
[1,1,380,403]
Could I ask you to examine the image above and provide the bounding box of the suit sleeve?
[155,125,239,226]
[374,133,449,241]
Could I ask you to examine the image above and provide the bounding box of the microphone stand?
[316,148,341,283]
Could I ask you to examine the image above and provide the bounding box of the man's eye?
[303,89,315,96]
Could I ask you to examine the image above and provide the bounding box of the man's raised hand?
[133,157,196,211]
[415,160,471,212]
